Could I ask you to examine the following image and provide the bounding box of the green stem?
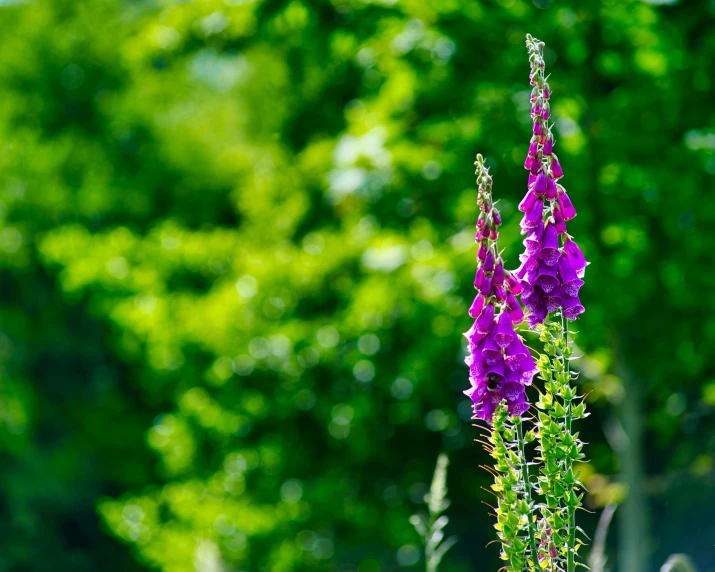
[561,313,576,572]
[516,420,539,569]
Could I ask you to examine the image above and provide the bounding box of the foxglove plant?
[463,155,537,422]
[464,35,590,572]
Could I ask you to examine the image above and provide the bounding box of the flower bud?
[533,171,547,196]
[551,155,563,178]
[476,302,495,334]
[484,249,495,272]
[505,272,522,295]
[553,206,567,234]
[479,274,493,296]
[518,188,537,213]
[468,294,486,318]
[474,267,485,289]
[557,189,577,220]
[521,197,544,229]
[493,260,505,285]
[477,210,487,229]
[478,240,488,261]
[545,176,557,200]
[543,136,553,156]
[492,209,502,226]
[563,238,589,278]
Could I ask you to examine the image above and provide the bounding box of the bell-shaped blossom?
[557,189,577,220]
[557,256,584,297]
[551,155,564,178]
[562,292,585,321]
[540,222,561,266]
[518,188,537,213]
[468,293,486,318]
[563,237,589,278]
[545,176,557,200]
[521,197,543,230]
[476,302,495,334]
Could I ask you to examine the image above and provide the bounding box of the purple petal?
[557,190,577,221]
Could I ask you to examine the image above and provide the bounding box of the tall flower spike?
[515,35,589,325]
[463,155,536,422]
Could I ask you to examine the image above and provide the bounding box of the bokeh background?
[0,0,713,570]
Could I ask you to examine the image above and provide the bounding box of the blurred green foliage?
[1,0,715,570]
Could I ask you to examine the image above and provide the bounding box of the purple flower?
[563,238,589,278]
[521,197,543,230]
[505,271,523,295]
[483,333,503,365]
[528,140,538,156]
[477,241,488,261]
[505,336,530,371]
[495,310,515,348]
[477,211,486,229]
[468,294,485,318]
[557,256,584,297]
[527,305,547,328]
[483,249,495,272]
[509,400,530,417]
[533,171,547,196]
[557,189,577,220]
[493,260,505,285]
[533,120,543,135]
[545,176,557,200]
[474,267,484,289]
[543,286,562,312]
[540,222,561,266]
[525,252,541,273]
[527,172,537,189]
[523,219,544,255]
[479,274,493,296]
[562,292,585,321]
[543,136,553,156]
[553,207,567,234]
[551,155,564,178]
[518,188,537,213]
[506,292,524,324]
[476,302,495,334]
[522,288,541,313]
[535,263,559,293]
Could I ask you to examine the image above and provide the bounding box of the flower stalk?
[465,33,592,572]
